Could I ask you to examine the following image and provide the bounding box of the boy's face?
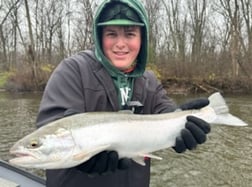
[102,26,141,71]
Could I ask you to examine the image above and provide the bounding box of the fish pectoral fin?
[73,144,110,162]
[132,153,162,166]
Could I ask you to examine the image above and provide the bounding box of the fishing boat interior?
[0,160,45,187]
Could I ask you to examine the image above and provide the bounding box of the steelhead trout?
[9,92,247,169]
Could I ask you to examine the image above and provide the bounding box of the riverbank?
[1,66,251,94]
[162,77,252,95]
[1,77,250,95]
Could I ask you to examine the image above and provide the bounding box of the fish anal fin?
[132,153,162,166]
[139,153,162,160]
[73,144,110,162]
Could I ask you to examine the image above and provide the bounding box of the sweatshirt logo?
[120,87,131,106]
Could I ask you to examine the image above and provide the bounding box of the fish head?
[9,127,77,169]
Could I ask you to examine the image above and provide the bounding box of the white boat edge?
[0,159,45,187]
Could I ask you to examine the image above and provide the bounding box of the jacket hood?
[93,0,149,78]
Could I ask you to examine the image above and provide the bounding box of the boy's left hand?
[173,98,211,153]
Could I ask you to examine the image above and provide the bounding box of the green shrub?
[0,72,14,89]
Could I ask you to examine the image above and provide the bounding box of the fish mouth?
[10,149,36,158]
[12,152,32,158]
[9,150,38,165]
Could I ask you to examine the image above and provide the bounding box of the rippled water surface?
[150,94,252,187]
[0,92,251,187]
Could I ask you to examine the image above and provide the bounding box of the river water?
[0,92,251,187]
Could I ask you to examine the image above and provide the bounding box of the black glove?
[179,98,209,110]
[77,151,132,175]
[173,98,211,153]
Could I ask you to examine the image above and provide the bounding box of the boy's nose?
[115,37,126,49]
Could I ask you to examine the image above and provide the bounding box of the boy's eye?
[127,32,136,36]
[125,32,137,38]
[105,32,117,37]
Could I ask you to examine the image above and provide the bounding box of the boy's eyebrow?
[103,26,139,32]
[103,27,116,32]
[124,27,138,32]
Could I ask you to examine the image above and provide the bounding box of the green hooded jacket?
[93,0,149,108]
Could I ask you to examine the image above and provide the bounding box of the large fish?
[9,92,247,169]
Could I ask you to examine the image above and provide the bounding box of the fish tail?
[208,92,248,126]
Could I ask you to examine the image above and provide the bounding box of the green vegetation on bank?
[0,64,55,92]
[0,72,13,90]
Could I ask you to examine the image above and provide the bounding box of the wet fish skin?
[9,92,247,169]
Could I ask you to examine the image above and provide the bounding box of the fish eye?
[29,139,40,149]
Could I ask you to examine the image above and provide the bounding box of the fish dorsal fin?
[73,144,110,162]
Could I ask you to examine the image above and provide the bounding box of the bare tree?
[24,0,35,62]
[143,0,162,63]
[187,0,207,65]
[219,0,243,77]
[164,0,187,58]
[0,0,21,69]
[24,0,40,89]
[8,1,19,68]
[72,0,96,53]
[160,0,188,76]
[241,0,252,66]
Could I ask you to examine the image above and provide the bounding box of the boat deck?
[0,160,45,187]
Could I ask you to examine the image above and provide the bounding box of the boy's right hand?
[77,151,132,175]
